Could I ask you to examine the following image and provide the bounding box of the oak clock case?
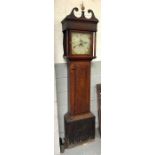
[61,7,98,147]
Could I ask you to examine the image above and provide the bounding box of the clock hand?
[79,40,86,47]
[73,45,77,48]
[82,41,87,44]
[72,42,79,48]
[79,43,83,46]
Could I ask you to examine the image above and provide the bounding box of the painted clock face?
[71,32,91,55]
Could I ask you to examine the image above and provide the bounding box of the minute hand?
[82,41,88,44]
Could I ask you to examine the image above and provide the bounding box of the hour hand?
[83,41,87,44]
[73,45,77,48]
[72,42,78,48]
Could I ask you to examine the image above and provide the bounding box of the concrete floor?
[60,130,101,155]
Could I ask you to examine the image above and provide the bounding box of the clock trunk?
[68,61,90,115]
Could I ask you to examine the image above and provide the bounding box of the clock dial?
[71,32,91,55]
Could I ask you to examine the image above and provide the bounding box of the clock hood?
[61,7,99,32]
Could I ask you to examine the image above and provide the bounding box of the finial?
[81,2,85,11]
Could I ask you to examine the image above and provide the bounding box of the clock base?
[64,112,95,147]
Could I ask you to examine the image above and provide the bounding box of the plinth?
[64,112,95,147]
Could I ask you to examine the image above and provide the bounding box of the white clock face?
[71,32,91,55]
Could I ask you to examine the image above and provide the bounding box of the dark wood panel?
[96,84,101,136]
[68,61,90,115]
[64,112,95,146]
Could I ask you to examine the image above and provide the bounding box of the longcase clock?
[61,5,99,147]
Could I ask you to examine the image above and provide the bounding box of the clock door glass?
[71,32,91,55]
